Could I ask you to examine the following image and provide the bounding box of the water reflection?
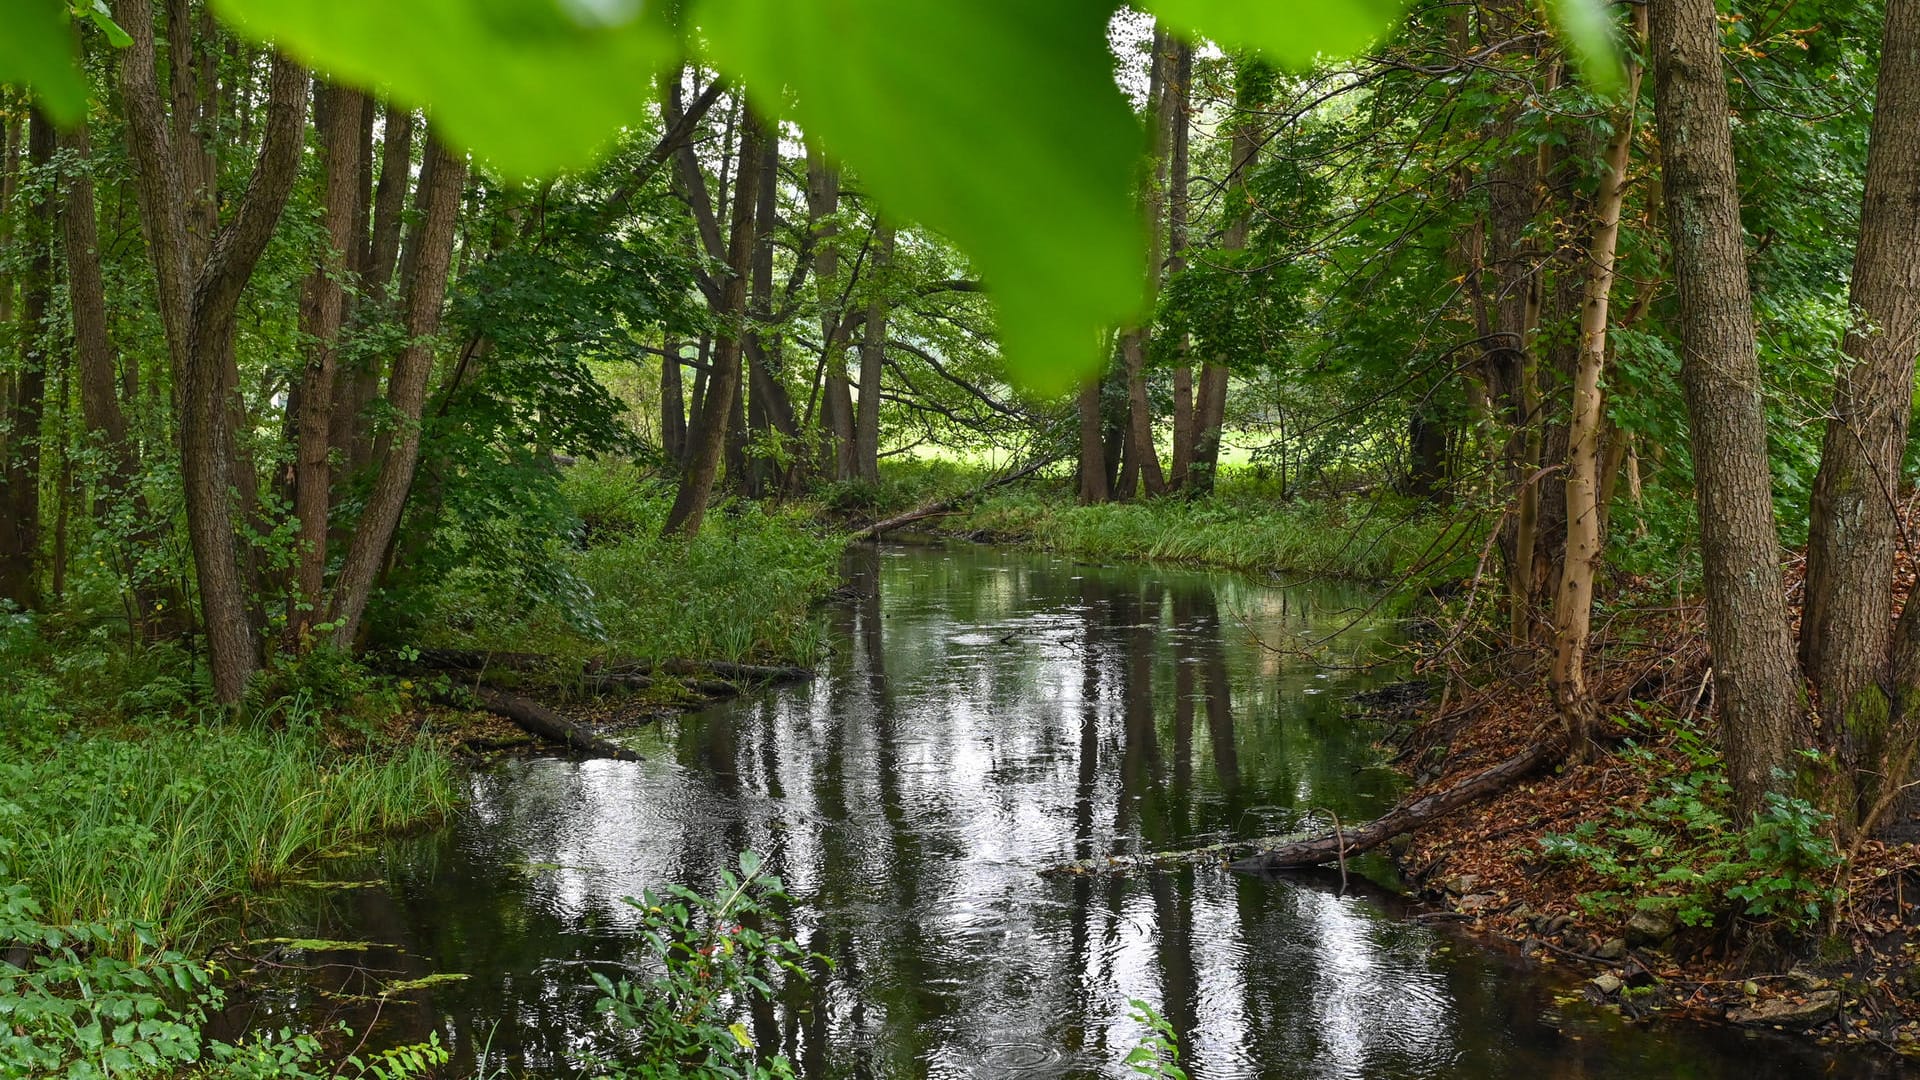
[230,542,1869,1078]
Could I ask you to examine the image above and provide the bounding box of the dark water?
[228,542,1883,1078]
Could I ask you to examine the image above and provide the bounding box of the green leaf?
[86,2,133,48]
[1140,0,1406,69]
[0,0,88,125]
[209,0,676,177]
[1543,0,1627,98]
[695,0,1146,393]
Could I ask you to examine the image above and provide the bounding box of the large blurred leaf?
[1544,0,1628,98]
[0,1,87,124]
[1142,0,1406,69]
[695,0,1147,394]
[210,0,675,177]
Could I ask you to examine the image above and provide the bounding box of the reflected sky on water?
[225,542,1883,1079]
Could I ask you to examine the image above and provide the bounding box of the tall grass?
[958,487,1481,582]
[1,721,456,951]
[0,618,458,954]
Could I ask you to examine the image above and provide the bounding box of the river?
[224,541,1881,1078]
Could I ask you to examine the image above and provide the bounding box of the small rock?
[1456,892,1499,913]
[1594,937,1628,961]
[1742,980,1761,997]
[1589,974,1624,996]
[1726,990,1840,1029]
[1625,909,1676,946]
[1544,914,1573,936]
[1785,966,1829,992]
[1508,903,1535,921]
[1439,873,1480,895]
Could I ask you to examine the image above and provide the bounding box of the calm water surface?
[229,542,1883,1078]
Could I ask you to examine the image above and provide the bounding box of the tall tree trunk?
[854,223,894,484]
[290,83,366,643]
[1802,0,1920,827]
[0,111,54,609]
[742,121,799,493]
[332,104,413,478]
[56,121,139,511]
[664,118,763,536]
[1191,55,1269,496]
[1120,24,1174,500]
[1163,37,1195,491]
[1550,6,1644,748]
[121,0,313,701]
[326,133,467,646]
[806,148,857,483]
[1650,0,1802,815]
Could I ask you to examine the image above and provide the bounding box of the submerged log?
[1228,738,1561,871]
[411,648,811,686]
[472,686,643,762]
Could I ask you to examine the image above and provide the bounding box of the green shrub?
[1539,723,1842,933]
[585,852,821,1080]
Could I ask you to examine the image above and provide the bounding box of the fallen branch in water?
[403,648,813,689]
[853,456,1054,540]
[471,686,643,762]
[1040,737,1564,879]
[1228,738,1562,871]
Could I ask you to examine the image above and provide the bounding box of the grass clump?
[956,484,1479,582]
[425,460,844,666]
[0,619,459,955]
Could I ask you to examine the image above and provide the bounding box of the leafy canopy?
[8,0,1617,392]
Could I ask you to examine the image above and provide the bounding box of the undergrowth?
[955,487,1479,582]
[422,461,843,666]
[1538,719,1842,934]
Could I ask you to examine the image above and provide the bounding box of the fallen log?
[472,686,643,762]
[854,456,1053,540]
[597,658,812,683]
[1228,738,1561,872]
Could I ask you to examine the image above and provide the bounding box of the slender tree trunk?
[854,223,894,484]
[1191,55,1269,496]
[333,104,413,477]
[742,122,799,492]
[664,118,763,536]
[1800,0,1920,821]
[806,148,858,483]
[291,83,366,643]
[326,134,467,646]
[1550,7,1644,748]
[661,337,687,461]
[0,111,54,609]
[1163,37,1195,490]
[57,121,139,505]
[1650,0,1803,815]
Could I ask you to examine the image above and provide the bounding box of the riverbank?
[1375,603,1920,1060]
[832,465,1483,583]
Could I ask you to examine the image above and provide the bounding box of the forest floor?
[1381,573,1920,1059]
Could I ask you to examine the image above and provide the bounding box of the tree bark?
[664,116,763,536]
[291,83,367,642]
[854,223,894,484]
[326,133,467,647]
[661,336,687,461]
[0,110,53,609]
[806,147,858,483]
[1163,37,1195,491]
[1077,378,1110,504]
[1550,7,1644,748]
[333,104,413,477]
[1800,0,1920,822]
[1650,0,1803,815]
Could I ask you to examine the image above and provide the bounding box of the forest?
[3,0,1920,1076]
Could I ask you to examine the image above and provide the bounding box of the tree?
[1648,0,1803,814]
